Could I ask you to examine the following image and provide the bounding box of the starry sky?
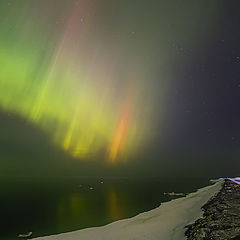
[0,0,239,178]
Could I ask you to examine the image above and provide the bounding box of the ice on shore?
[163,191,185,196]
[33,180,223,240]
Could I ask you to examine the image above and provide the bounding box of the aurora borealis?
[0,0,149,163]
[1,0,240,177]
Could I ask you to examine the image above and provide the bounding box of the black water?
[0,176,211,240]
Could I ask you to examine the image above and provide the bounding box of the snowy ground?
[33,180,223,240]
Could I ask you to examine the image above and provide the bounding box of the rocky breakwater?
[185,179,240,240]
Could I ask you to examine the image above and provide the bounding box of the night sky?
[0,0,239,178]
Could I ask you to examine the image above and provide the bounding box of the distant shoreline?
[33,180,223,240]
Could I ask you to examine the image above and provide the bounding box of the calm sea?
[0,176,211,240]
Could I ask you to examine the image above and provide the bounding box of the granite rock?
[185,180,240,240]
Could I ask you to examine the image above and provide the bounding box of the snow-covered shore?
[33,180,223,240]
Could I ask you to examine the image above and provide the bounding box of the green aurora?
[0,0,221,166]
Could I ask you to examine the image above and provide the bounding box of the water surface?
[0,176,210,240]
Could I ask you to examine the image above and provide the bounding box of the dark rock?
[185,180,240,240]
